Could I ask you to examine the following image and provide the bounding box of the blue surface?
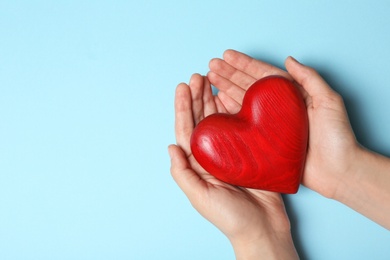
[1,1,389,259]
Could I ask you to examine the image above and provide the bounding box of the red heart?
[190,76,308,193]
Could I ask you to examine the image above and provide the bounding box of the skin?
[208,50,390,230]
[169,49,390,258]
[169,74,298,259]
[207,50,356,199]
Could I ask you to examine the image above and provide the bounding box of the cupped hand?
[208,49,359,199]
[169,73,297,258]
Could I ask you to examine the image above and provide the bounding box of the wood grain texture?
[190,76,308,193]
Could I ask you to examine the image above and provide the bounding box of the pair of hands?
[168,50,361,259]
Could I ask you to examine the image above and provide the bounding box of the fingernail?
[289,56,301,64]
[168,145,174,158]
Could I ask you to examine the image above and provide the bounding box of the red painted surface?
[190,76,308,193]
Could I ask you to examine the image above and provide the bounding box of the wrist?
[332,145,377,202]
[332,146,390,229]
[329,144,365,201]
[310,141,363,200]
[230,231,299,260]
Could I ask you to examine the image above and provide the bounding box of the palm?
[207,50,293,114]
[171,73,290,242]
[208,50,358,198]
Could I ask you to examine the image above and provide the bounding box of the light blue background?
[1,1,389,259]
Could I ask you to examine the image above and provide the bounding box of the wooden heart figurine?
[190,76,308,193]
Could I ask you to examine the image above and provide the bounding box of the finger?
[217,91,241,114]
[293,81,313,108]
[294,83,309,100]
[223,49,292,80]
[168,145,207,199]
[209,58,257,90]
[175,83,194,155]
[207,71,247,105]
[214,95,229,113]
[202,76,218,118]
[285,56,335,98]
[189,74,205,124]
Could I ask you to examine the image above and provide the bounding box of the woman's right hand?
[208,50,390,230]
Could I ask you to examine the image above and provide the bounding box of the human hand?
[169,73,298,259]
[208,50,359,199]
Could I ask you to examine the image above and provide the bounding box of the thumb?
[168,145,206,198]
[285,56,335,98]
